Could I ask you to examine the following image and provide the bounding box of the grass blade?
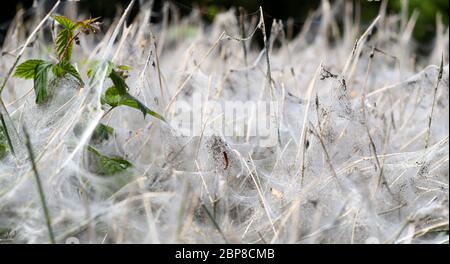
[23,126,55,244]
[0,114,15,156]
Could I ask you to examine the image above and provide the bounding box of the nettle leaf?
[121,94,166,121]
[54,16,101,62]
[101,86,166,122]
[87,146,131,175]
[56,28,74,61]
[109,69,128,94]
[14,60,45,79]
[101,86,122,106]
[52,61,83,84]
[51,63,65,78]
[100,64,165,121]
[60,62,82,83]
[34,62,53,104]
[54,15,78,30]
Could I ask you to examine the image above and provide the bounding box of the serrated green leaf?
[52,61,83,83]
[101,64,165,122]
[64,63,82,83]
[119,95,147,115]
[87,146,131,175]
[101,86,122,107]
[56,28,74,61]
[14,60,45,79]
[54,15,77,30]
[51,63,65,78]
[34,62,52,104]
[109,70,128,94]
[121,94,166,121]
[101,86,165,122]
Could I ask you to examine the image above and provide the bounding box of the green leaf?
[0,227,12,239]
[62,62,82,83]
[52,61,83,84]
[0,114,14,157]
[51,63,65,78]
[99,156,132,175]
[87,146,132,175]
[87,68,94,78]
[120,95,148,115]
[14,60,45,79]
[101,86,165,122]
[121,94,166,121]
[108,69,128,94]
[105,62,114,77]
[0,126,7,158]
[54,15,77,30]
[33,62,52,104]
[0,143,6,159]
[91,123,114,143]
[56,28,74,61]
[101,85,122,107]
[86,61,99,78]
[117,65,131,71]
[101,64,165,122]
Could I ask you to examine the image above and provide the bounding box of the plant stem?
[101,106,115,119]
[0,113,15,155]
[201,204,228,243]
[310,123,339,184]
[425,54,444,149]
[239,7,250,99]
[23,126,55,244]
[259,7,274,98]
[59,31,81,61]
[360,48,393,197]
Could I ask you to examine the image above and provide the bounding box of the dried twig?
[425,54,444,149]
